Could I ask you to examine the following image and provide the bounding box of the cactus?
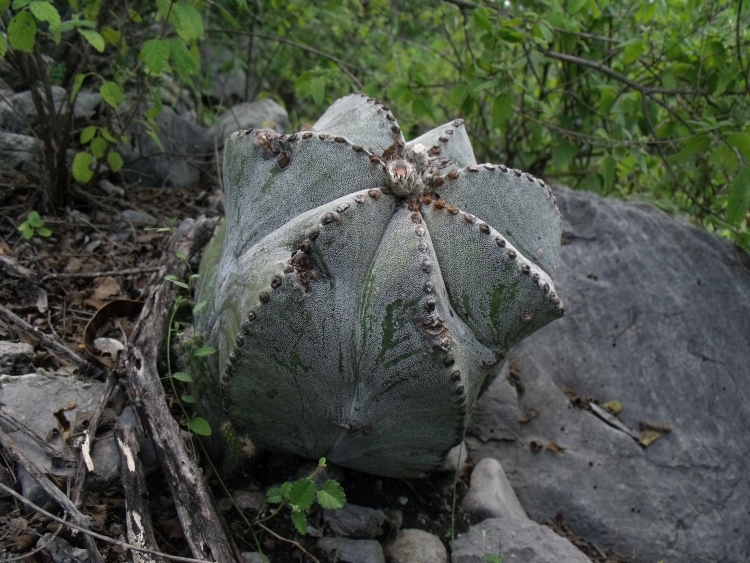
[194,94,564,478]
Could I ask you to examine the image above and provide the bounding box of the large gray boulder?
[212,98,289,145]
[118,105,212,188]
[466,187,750,563]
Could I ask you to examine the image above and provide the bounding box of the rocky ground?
[0,160,639,563]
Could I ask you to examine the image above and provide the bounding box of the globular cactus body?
[195,94,563,478]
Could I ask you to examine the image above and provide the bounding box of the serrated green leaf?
[181,394,197,403]
[215,2,240,28]
[728,133,750,162]
[622,39,645,65]
[188,416,211,436]
[291,511,308,535]
[72,151,94,182]
[78,28,104,52]
[172,371,193,382]
[80,125,97,144]
[601,154,616,189]
[168,37,199,81]
[266,487,283,503]
[172,2,204,41]
[27,211,43,227]
[107,150,124,172]
[141,38,170,75]
[194,346,216,357]
[310,75,326,106]
[566,0,587,14]
[70,73,89,102]
[29,1,61,31]
[727,166,750,226]
[472,8,492,32]
[100,127,117,143]
[497,28,524,43]
[100,81,123,109]
[8,11,37,52]
[279,482,292,498]
[316,480,346,509]
[90,136,107,158]
[100,26,120,46]
[287,479,316,511]
[492,93,512,130]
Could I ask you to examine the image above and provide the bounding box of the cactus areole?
[195,94,564,478]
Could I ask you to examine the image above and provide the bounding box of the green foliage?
[266,458,346,535]
[0,0,204,209]
[18,211,52,239]
[198,0,749,249]
[2,0,748,245]
[164,262,214,439]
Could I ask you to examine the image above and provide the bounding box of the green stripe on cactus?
[435,165,562,277]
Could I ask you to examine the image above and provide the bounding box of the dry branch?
[116,216,236,562]
[116,423,165,563]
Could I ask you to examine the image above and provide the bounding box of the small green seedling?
[265,458,347,534]
[18,211,52,239]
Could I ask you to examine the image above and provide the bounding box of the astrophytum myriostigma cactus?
[194,94,564,478]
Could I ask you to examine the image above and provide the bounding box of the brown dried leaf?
[545,442,566,454]
[601,400,622,415]
[92,276,121,301]
[519,408,539,423]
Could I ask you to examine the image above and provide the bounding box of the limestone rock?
[317,537,386,563]
[452,518,592,563]
[0,341,34,375]
[386,529,447,563]
[466,187,750,563]
[462,458,526,521]
[119,105,212,188]
[213,98,289,144]
[322,503,386,539]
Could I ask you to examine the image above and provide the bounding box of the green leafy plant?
[265,457,347,535]
[164,267,213,438]
[0,0,203,209]
[17,210,52,239]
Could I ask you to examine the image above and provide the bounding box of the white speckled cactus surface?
[194,94,564,478]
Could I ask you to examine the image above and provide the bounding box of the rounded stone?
[386,529,447,563]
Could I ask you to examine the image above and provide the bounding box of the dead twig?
[0,409,76,464]
[118,216,236,562]
[0,302,86,367]
[0,482,217,563]
[0,425,104,563]
[116,423,166,563]
[41,266,161,281]
[70,370,118,508]
[255,522,319,563]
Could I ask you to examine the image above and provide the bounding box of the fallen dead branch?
[116,216,236,562]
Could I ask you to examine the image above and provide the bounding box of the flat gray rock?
[466,187,750,563]
[317,536,385,563]
[0,341,34,375]
[0,374,152,503]
[452,518,592,563]
[213,98,289,144]
[323,503,386,539]
[119,105,212,188]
